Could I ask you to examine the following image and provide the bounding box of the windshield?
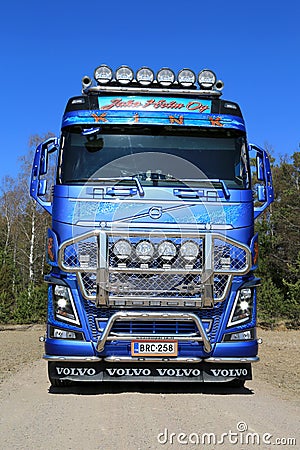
[58,125,250,189]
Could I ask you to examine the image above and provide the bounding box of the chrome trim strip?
[96,311,212,353]
[43,355,102,362]
[76,221,233,230]
[104,356,203,363]
[204,357,259,363]
[85,85,222,97]
[106,335,204,342]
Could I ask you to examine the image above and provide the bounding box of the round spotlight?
[113,239,132,260]
[177,68,196,87]
[115,65,134,85]
[94,65,113,84]
[180,241,199,262]
[198,69,217,89]
[158,240,177,261]
[135,240,155,262]
[136,67,154,86]
[157,68,175,87]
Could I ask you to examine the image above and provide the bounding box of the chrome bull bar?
[95,311,212,353]
[58,229,252,308]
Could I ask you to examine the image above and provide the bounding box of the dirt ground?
[0,324,299,396]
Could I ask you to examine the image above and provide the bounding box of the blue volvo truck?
[30,65,274,386]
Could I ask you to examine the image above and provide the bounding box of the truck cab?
[31,65,274,385]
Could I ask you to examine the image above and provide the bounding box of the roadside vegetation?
[0,137,299,327]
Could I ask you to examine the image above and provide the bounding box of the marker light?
[198,69,216,89]
[157,68,175,86]
[158,240,177,261]
[180,241,199,261]
[94,65,113,84]
[113,239,132,259]
[135,240,155,262]
[177,69,196,87]
[115,65,134,84]
[136,67,154,86]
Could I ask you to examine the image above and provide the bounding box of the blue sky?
[0,0,299,181]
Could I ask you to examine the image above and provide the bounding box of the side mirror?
[249,143,274,219]
[40,147,48,175]
[256,155,264,181]
[257,185,266,202]
[30,137,59,214]
[38,179,47,196]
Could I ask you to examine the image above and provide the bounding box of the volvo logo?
[148,206,163,220]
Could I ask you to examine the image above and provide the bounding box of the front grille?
[59,229,251,307]
[79,272,230,303]
[84,301,224,343]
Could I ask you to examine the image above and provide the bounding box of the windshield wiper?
[66,176,145,196]
[176,179,230,199]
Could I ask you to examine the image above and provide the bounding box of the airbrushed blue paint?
[62,109,246,131]
[52,197,253,228]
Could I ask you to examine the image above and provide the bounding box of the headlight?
[113,239,132,260]
[136,67,154,86]
[177,68,196,87]
[180,240,199,261]
[228,288,253,327]
[53,285,80,325]
[198,69,216,89]
[94,64,113,84]
[135,240,155,262]
[115,65,134,84]
[158,240,177,261]
[157,68,175,86]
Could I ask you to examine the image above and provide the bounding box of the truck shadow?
[49,382,254,396]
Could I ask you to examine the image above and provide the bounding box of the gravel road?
[0,326,299,450]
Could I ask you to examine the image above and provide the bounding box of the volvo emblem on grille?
[149,206,163,220]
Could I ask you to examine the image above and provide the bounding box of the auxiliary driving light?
[157,68,175,87]
[177,69,196,87]
[158,240,177,261]
[113,239,132,259]
[135,240,155,262]
[136,67,155,86]
[180,241,199,261]
[94,64,113,84]
[115,65,134,84]
[198,69,216,89]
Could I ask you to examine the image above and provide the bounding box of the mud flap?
[48,361,252,383]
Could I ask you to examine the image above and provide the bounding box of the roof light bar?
[86,65,224,93]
